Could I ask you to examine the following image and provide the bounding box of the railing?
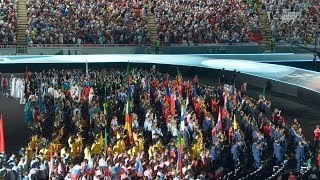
[162,42,262,47]
[25,43,264,48]
[27,44,147,48]
[0,45,17,48]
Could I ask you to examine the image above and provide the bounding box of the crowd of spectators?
[153,0,263,44]
[0,0,17,45]
[26,0,150,45]
[264,0,320,44]
[0,66,319,179]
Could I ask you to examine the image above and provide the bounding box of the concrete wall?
[2,44,310,55]
[0,48,17,55]
[27,46,147,55]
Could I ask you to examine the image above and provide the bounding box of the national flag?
[217,107,222,130]
[0,114,5,153]
[186,91,189,107]
[135,155,143,177]
[49,145,54,178]
[124,62,133,144]
[180,104,186,131]
[70,165,82,179]
[170,93,175,115]
[165,86,171,103]
[262,85,266,98]
[233,114,238,130]
[104,128,108,158]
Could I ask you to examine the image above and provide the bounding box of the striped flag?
[124,62,133,144]
[186,90,189,107]
[180,104,186,131]
[217,107,222,130]
[49,145,54,178]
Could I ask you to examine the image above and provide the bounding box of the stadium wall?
[0,45,313,55]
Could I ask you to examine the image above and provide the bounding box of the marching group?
[0,66,319,179]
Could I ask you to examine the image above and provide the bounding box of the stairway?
[16,0,28,48]
[257,3,272,51]
[146,14,158,54]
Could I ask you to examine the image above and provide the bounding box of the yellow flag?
[233,114,238,130]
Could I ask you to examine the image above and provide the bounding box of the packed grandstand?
[0,0,319,45]
[0,66,319,179]
[0,0,320,179]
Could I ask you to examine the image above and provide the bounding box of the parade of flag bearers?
[0,64,319,180]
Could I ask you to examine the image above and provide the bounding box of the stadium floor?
[0,54,319,92]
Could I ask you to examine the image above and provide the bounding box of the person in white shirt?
[20,79,26,104]
[152,123,163,140]
[144,116,152,132]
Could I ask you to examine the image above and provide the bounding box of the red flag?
[170,94,175,115]
[0,114,5,153]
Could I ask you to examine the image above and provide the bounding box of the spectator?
[0,0,17,45]
[26,0,150,45]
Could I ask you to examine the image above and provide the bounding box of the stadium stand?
[0,0,17,45]
[25,0,150,45]
[153,0,263,44]
[264,0,320,44]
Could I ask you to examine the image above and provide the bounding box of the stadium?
[0,0,319,179]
